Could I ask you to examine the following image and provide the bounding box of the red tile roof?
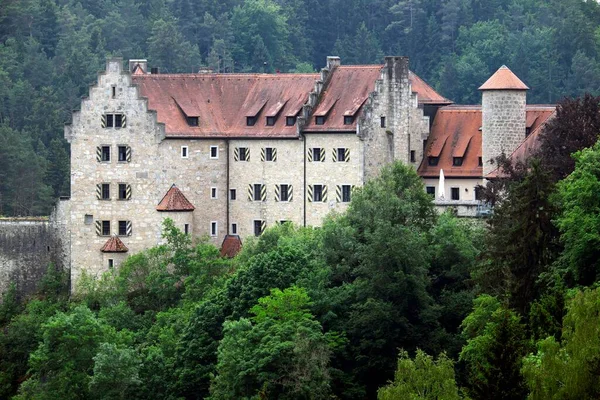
[156,184,195,211]
[220,235,242,258]
[100,236,128,253]
[479,65,529,91]
[132,65,449,137]
[418,105,555,178]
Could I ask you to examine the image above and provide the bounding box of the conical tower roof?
[479,65,529,91]
[100,236,129,253]
[156,184,195,212]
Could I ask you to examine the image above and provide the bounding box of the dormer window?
[186,116,199,126]
[247,116,257,126]
[266,116,276,126]
[478,157,483,167]
[428,157,439,166]
[315,116,326,125]
[286,116,296,126]
[453,157,463,167]
[344,115,354,125]
[526,127,532,137]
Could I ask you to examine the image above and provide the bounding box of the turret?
[479,65,529,176]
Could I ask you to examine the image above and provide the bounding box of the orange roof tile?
[479,65,529,91]
[220,235,242,258]
[418,105,555,178]
[156,184,195,211]
[100,236,128,253]
[409,71,453,104]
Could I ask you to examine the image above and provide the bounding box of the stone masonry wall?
[481,90,526,176]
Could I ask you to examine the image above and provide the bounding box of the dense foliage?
[3,0,600,214]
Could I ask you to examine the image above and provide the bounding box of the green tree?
[89,343,142,400]
[147,17,202,73]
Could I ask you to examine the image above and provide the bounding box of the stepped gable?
[100,236,128,253]
[220,235,242,258]
[156,184,195,211]
[479,65,530,91]
[418,105,555,178]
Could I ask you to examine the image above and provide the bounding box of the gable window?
[266,116,276,126]
[410,150,416,163]
[231,223,238,235]
[313,184,324,202]
[453,157,463,167]
[451,187,460,201]
[101,184,110,200]
[102,113,125,128]
[101,146,110,162]
[211,221,218,237]
[312,147,323,162]
[186,116,199,126]
[428,157,439,166]
[181,146,188,158]
[315,116,326,125]
[286,116,296,126]
[344,115,354,125]
[341,185,352,202]
[210,146,218,159]
[426,186,435,197]
[118,183,130,200]
[118,146,129,162]
[211,187,217,199]
[247,116,257,126]
[280,184,290,202]
[102,220,111,236]
[380,116,386,128]
[230,189,237,200]
[254,220,264,236]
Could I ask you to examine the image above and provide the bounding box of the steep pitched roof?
[100,236,128,253]
[409,71,453,104]
[156,184,195,211]
[418,105,555,178]
[220,235,242,258]
[479,65,529,91]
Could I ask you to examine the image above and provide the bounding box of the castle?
[57,56,555,286]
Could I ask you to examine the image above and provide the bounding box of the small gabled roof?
[156,184,195,212]
[220,235,242,258]
[479,65,529,91]
[100,236,128,253]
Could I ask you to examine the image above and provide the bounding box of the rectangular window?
[453,157,463,166]
[106,114,114,128]
[102,220,111,236]
[254,220,264,236]
[313,184,323,202]
[111,85,116,98]
[118,220,127,236]
[451,187,460,201]
[337,148,347,162]
[286,116,296,126]
[343,115,354,125]
[211,187,217,199]
[280,184,290,202]
[247,116,257,126]
[475,186,483,201]
[266,116,276,126]
[114,114,123,128]
[184,224,190,235]
[118,183,128,200]
[186,116,199,126]
[428,157,439,166]
[101,184,110,200]
[230,189,237,200]
[341,185,352,202]
[118,146,128,162]
[84,214,93,225]
[239,147,249,161]
[478,157,483,167]
[380,116,386,128]
[410,150,416,163]
[313,147,322,162]
[211,221,217,237]
[101,146,110,162]
[210,146,218,159]
[426,186,436,197]
[265,147,274,161]
[253,184,262,201]
[181,146,188,158]
[315,116,326,125]
[231,223,238,235]
[108,259,114,269]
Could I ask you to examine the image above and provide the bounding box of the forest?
[4,92,600,398]
[2,0,600,214]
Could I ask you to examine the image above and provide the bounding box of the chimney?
[128,59,147,74]
[480,65,529,176]
[327,56,341,70]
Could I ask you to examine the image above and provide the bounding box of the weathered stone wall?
[481,90,526,176]
[0,218,65,300]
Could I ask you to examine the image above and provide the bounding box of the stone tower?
[480,65,529,176]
